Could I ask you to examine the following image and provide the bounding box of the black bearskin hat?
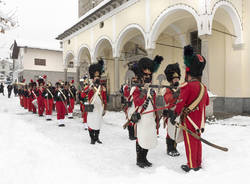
[37,78,45,86]
[164,63,181,82]
[33,81,37,87]
[184,45,206,77]
[55,82,61,87]
[29,80,34,87]
[129,63,140,77]
[64,81,69,86]
[137,55,163,77]
[89,58,104,79]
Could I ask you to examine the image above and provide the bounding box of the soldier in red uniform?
[36,76,45,117]
[79,76,89,130]
[162,63,181,157]
[31,81,37,114]
[121,65,141,140]
[130,55,163,168]
[66,80,77,119]
[54,82,68,127]
[18,81,25,107]
[168,45,209,172]
[42,82,54,121]
[23,84,28,110]
[27,80,34,112]
[87,59,107,144]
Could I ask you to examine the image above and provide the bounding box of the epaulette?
[179,82,188,88]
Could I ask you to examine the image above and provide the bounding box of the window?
[67,76,74,82]
[99,21,104,28]
[34,58,46,66]
[34,75,39,80]
[190,31,201,54]
[68,61,74,68]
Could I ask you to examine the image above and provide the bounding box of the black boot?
[142,149,152,167]
[136,142,146,168]
[181,165,201,172]
[89,129,95,144]
[128,125,136,140]
[95,130,102,144]
[166,138,180,157]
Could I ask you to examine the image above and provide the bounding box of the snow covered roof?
[56,0,121,40]
[15,39,62,52]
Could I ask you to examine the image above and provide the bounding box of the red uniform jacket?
[123,85,130,99]
[88,85,107,106]
[122,85,132,114]
[163,87,179,132]
[175,81,209,131]
[164,87,178,109]
[80,85,89,102]
[132,87,156,113]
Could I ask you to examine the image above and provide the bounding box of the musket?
[132,84,171,88]
[122,106,139,129]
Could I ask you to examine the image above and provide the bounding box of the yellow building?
[57,0,250,113]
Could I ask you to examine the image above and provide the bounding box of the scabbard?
[177,122,228,152]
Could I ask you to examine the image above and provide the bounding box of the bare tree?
[0,0,18,33]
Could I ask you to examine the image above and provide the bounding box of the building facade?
[10,40,76,85]
[57,0,250,113]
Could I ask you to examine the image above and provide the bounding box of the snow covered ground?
[0,91,250,184]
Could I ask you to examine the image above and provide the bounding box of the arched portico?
[149,4,200,50]
[76,44,91,89]
[64,51,75,82]
[115,24,147,58]
[210,1,243,45]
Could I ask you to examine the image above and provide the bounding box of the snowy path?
[0,92,250,184]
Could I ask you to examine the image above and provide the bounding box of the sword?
[175,121,228,152]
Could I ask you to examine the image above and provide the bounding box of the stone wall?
[214,97,250,114]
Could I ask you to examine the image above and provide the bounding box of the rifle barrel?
[131,84,171,88]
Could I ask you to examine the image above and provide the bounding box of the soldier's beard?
[174,81,179,87]
[144,76,152,83]
[94,78,100,87]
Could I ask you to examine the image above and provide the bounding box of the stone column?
[200,35,214,117]
[114,57,120,94]
[146,48,154,59]
[200,35,209,89]
[64,67,68,82]
[114,57,121,110]
[76,65,80,90]
[75,64,80,104]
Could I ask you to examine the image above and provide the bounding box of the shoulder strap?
[46,88,54,98]
[58,88,67,100]
[185,83,205,113]
[68,88,74,98]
